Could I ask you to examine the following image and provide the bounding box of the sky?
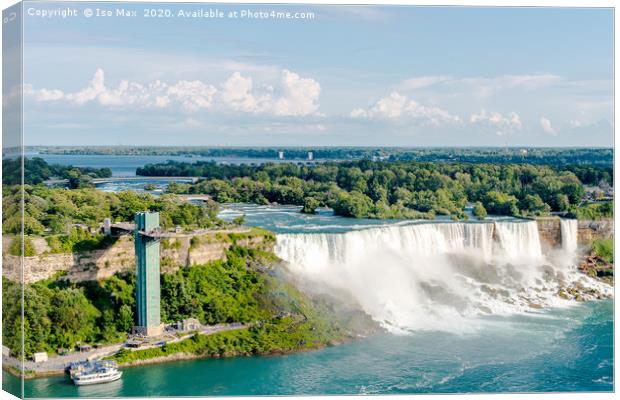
[14,2,614,147]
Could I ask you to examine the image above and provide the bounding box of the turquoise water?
[218,203,516,234]
[4,156,614,396]
[3,300,613,397]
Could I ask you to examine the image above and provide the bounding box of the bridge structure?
[177,194,212,203]
[44,176,203,186]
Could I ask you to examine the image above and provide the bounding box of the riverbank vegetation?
[569,202,614,220]
[2,185,222,237]
[138,160,611,220]
[2,243,366,359]
[578,238,614,285]
[3,156,112,188]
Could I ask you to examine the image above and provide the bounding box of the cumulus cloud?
[167,80,217,111]
[350,91,460,126]
[220,72,258,113]
[273,70,321,116]
[470,109,522,131]
[540,116,557,135]
[28,68,321,117]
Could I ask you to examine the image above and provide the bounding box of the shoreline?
[4,289,615,381]
[2,337,351,380]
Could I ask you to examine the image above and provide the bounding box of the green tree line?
[3,157,112,188]
[2,185,222,237]
[140,160,609,220]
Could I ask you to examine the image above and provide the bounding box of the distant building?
[32,352,48,363]
[307,151,313,161]
[278,151,284,160]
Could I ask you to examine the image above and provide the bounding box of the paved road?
[2,323,250,374]
[3,343,123,373]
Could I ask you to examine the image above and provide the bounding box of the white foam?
[275,220,610,333]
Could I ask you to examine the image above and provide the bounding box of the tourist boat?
[66,360,118,378]
[71,363,122,386]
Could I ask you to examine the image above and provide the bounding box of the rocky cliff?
[2,229,274,284]
[535,217,613,250]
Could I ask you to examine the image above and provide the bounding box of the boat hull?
[73,372,122,386]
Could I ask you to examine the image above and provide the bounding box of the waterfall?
[493,220,542,260]
[560,219,578,254]
[275,220,608,333]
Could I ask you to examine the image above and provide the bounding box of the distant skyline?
[16,3,614,147]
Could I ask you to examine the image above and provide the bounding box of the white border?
[0,1,616,400]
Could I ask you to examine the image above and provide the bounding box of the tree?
[553,193,571,212]
[332,191,373,218]
[49,288,100,348]
[520,194,551,216]
[117,305,134,333]
[301,197,320,214]
[9,236,37,256]
[483,191,519,216]
[472,202,487,220]
[232,215,246,226]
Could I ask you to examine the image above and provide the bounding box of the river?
[2,156,613,396]
[26,153,315,177]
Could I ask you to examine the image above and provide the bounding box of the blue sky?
[19,2,613,146]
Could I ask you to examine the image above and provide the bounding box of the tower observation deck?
[134,212,164,336]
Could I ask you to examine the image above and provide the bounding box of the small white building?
[278,151,284,160]
[32,352,48,363]
[307,151,314,161]
[180,318,201,332]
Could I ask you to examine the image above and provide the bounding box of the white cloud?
[167,80,218,112]
[36,88,65,102]
[470,109,522,130]
[540,116,557,135]
[272,70,321,116]
[27,68,321,117]
[66,68,107,104]
[220,72,258,113]
[350,91,460,126]
[400,74,562,98]
[402,75,452,90]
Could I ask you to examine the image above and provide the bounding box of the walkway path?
[2,323,250,375]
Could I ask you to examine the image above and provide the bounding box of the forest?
[2,184,225,256]
[138,160,612,220]
[35,146,613,167]
[3,156,112,187]
[2,185,221,237]
[2,245,346,358]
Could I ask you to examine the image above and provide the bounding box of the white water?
[560,219,579,254]
[275,220,610,333]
